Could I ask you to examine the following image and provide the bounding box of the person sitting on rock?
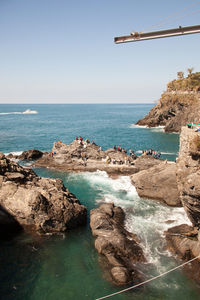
[106,155,111,164]
[114,145,117,150]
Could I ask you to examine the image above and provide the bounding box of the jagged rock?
[90,203,145,285]
[131,161,181,207]
[18,149,44,160]
[35,140,162,176]
[0,155,87,235]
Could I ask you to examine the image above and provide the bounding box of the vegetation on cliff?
[167,71,200,92]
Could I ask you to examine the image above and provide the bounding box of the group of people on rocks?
[105,155,134,166]
[113,145,136,159]
[113,145,127,154]
[142,149,161,159]
[75,136,96,146]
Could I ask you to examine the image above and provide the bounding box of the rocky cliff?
[136,72,200,132]
[176,127,200,226]
[0,153,87,235]
[165,127,200,280]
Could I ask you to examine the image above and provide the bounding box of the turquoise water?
[0,104,199,300]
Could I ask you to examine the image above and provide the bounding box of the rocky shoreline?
[2,125,200,286]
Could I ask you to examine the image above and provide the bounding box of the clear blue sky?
[0,0,200,103]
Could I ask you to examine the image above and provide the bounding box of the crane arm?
[114,24,200,44]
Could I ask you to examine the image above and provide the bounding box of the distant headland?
[136,70,200,132]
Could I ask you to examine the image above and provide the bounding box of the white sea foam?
[130,124,165,132]
[129,124,148,128]
[0,109,38,115]
[77,170,191,269]
[4,151,23,156]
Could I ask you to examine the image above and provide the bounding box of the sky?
[0,0,200,103]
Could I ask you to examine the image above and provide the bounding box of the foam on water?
[4,151,23,156]
[130,124,165,131]
[130,124,148,128]
[75,170,191,269]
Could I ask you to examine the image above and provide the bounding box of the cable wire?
[96,254,200,300]
[142,0,200,32]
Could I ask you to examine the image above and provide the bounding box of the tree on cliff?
[177,71,184,79]
[187,67,194,76]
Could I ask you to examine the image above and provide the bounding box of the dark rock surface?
[131,161,181,207]
[18,149,44,160]
[90,203,145,285]
[0,153,87,235]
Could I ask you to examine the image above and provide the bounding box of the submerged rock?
[90,203,145,285]
[0,154,87,235]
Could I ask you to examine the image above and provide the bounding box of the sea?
[0,104,199,300]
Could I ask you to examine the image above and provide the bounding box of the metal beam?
[114,24,200,44]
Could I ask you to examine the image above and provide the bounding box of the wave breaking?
[0,109,38,115]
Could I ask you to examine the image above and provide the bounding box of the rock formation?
[34,139,161,176]
[136,72,200,132]
[18,149,44,160]
[165,224,200,283]
[165,126,200,280]
[90,203,145,285]
[7,149,44,160]
[131,161,181,207]
[0,153,87,235]
[176,127,200,226]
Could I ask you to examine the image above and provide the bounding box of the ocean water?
[0,104,199,300]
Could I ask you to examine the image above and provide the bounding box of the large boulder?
[90,203,145,285]
[131,161,181,207]
[18,149,44,160]
[165,224,200,283]
[0,154,87,235]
